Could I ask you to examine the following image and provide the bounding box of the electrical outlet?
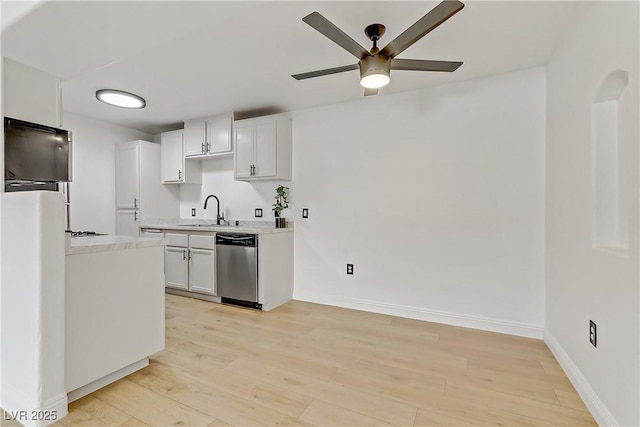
[589,320,597,347]
[191,208,196,217]
[346,264,354,275]
[302,208,309,219]
[255,208,263,218]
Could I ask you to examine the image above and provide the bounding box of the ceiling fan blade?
[391,58,463,72]
[380,0,464,59]
[302,12,371,59]
[364,88,378,96]
[291,64,359,80]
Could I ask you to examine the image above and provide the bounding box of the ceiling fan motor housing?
[359,55,391,88]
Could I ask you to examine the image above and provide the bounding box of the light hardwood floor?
[45,294,594,427]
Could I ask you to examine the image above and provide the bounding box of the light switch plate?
[302,208,309,219]
[191,208,196,217]
[255,208,263,218]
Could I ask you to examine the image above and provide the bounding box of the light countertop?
[140,219,294,234]
[66,235,165,255]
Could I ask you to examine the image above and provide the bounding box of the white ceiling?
[1,1,582,134]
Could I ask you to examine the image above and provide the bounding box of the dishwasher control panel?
[216,234,257,247]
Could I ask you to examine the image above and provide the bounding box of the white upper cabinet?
[234,124,254,179]
[233,114,292,181]
[183,119,207,156]
[161,129,201,184]
[161,129,183,183]
[184,113,233,158]
[206,114,233,155]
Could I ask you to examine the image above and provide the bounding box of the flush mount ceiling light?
[96,89,146,109]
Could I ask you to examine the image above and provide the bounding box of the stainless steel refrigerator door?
[216,244,258,302]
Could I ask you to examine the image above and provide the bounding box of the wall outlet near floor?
[191,208,196,217]
[346,264,354,275]
[255,208,263,218]
[302,208,309,219]
[589,320,597,347]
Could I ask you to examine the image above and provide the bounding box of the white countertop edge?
[66,235,165,255]
[140,224,294,234]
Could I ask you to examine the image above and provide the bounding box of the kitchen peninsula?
[65,233,165,402]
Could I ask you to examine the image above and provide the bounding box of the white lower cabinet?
[164,233,216,295]
[188,248,216,294]
[165,246,189,290]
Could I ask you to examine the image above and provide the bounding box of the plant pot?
[275,217,287,228]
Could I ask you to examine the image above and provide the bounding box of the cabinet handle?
[178,170,182,180]
[201,142,205,153]
[188,249,192,260]
[183,249,186,260]
[206,142,210,153]
[134,198,138,208]
[134,211,138,221]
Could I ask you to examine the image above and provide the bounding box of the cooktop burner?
[70,231,107,237]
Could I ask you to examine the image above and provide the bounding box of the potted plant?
[272,185,289,228]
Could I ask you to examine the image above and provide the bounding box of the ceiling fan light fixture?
[96,89,146,109]
[359,55,391,89]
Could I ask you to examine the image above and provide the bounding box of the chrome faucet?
[203,194,224,225]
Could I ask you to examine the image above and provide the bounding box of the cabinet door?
[165,246,189,290]
[206,114,232,155]
[115,143,140,209]
[116,210,139,237]
[188,248,216,295]
[254,119,277,177]
[234,124,253,179]
[184,120,206,156]
[161,130,184,183]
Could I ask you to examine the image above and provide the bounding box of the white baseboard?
[1,388,68,427]
[293,292,544,339]
[544,330,618,426]
[67,358,149,403]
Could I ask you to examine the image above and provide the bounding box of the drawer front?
[189,234,216,250]
[141,229,164,238]
[165,233,188,247]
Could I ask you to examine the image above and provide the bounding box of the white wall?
[64,112,153,233]
[292,67,546,336]
[544,2,639,426]
[1,191,67,425]
[183,67,547,337]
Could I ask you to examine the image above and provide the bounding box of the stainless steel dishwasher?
[216,233,261,309]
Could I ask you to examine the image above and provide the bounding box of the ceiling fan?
[292,0,465,96]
